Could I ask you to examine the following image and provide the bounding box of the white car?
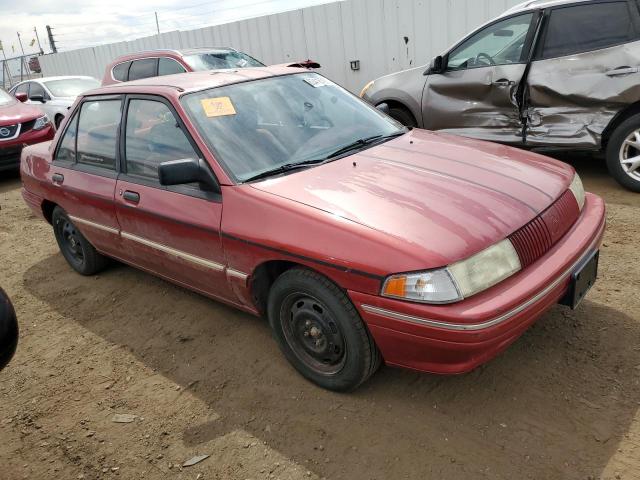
[9,76,100,128]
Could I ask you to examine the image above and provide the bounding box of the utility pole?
[34,27,44,55]
[155,12,160,35]
[46,25,57,53]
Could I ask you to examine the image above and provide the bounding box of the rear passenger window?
[76,100,121,170]
[112,62,131,82]
[540,2,636,59]
[124,99,197,180]
[128,59,158,81]
[158,58,186,76]
[55,113,78,162]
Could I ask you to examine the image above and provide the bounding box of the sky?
[0,0,338,58]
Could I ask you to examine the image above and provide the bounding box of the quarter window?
[55,113,78,163]
[124,99,197,180]
[76,100,121,170]
[540,2,636,59]
[448,13,534,70]
[158,58,186,76]
[112,61,131,82]
[128,59,158,81]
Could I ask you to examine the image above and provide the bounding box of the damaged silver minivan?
[360,0,640,192]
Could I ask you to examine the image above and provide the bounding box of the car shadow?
[23,254,640,480]
[0,171,21,194]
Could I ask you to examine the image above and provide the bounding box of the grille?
[509,190,580,268]
[0,123,19,140]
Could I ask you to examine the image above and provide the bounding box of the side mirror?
[425,55,444,75]
[29,94,46,103]
[376,103,390,115]
[158,158,220,193]
[15,92,27,103]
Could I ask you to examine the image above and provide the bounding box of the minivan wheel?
[267,268,381,391]
[52,207,109,275]
[606,115,640,192]
[387,105,417,128]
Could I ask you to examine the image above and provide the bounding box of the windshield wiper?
[325,130,407,159]
[243,158,326,182]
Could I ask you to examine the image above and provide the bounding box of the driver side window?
[447,13,534,70]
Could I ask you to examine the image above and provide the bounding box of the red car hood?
[0,100,43,125]
[250,129,575,265]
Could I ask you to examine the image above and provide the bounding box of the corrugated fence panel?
[40,0,524,93]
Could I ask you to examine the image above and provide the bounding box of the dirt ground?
[1,154,639,480]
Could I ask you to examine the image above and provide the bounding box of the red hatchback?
[20,68,606,391]
[1,89,54,172]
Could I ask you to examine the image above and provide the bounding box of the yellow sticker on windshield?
[201,96,236,117]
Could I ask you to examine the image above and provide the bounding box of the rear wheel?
[267,268,381,391]
[52,207,109,275]
[387,105,417,128]
[606,114,640,192]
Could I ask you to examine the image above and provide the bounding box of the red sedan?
[1,89,54,172]
[20,67,606,391]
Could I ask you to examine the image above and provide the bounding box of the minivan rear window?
[540,1,636,59]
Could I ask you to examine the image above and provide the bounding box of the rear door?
[48,96,122,256]
[525,0,640,148]
[114,95,233,301]
[423,11,540,144]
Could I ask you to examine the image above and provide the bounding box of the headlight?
[382,239,522,304]
[568,172,585,211]
[33,115,50,131]
[359,80,375,98]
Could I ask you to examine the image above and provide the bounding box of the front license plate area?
[563,250,599,309]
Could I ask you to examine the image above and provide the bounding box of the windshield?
[184,51,265,71]
[182,73,404,182]
[44,78,100,97]
[0,89,14,106]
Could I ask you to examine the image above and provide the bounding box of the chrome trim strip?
[69,215,120,235]
[226,268,249,281]
[0,123,21,142]
[121,231,225,272]
[361,224,604,332]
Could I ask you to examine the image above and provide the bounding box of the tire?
[267,268,381,391]
[606,114,640,192]
[52,207,109,275]
[54,115,64,129]
[388,106,417,128]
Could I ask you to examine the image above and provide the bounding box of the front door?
[423,11,539,144]
[113,95,234,302]
[525,0,640,148]
[48,96,122,257]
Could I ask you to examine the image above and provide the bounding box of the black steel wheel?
[52,207,109,275]
[268,268,381,391]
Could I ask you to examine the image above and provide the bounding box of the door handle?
[493,79,516,87]
[52,173,64,184]
[606,66,638,77]
[122,190,140,204]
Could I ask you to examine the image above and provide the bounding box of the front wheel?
[606,115,640,192]
[267,268,381,391]
[52,207,109,275]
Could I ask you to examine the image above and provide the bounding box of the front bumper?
[349,192,606,374]
[0,124,54,172]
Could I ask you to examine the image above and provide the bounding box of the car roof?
[502,0,593,16]
[13,76,97,86]
[86,66,310,97]
[109,47,238,63]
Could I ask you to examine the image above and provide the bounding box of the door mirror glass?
[447,13,533,70]
[15,92,27,102]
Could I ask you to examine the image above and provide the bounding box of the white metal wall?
[39,0,523,93]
